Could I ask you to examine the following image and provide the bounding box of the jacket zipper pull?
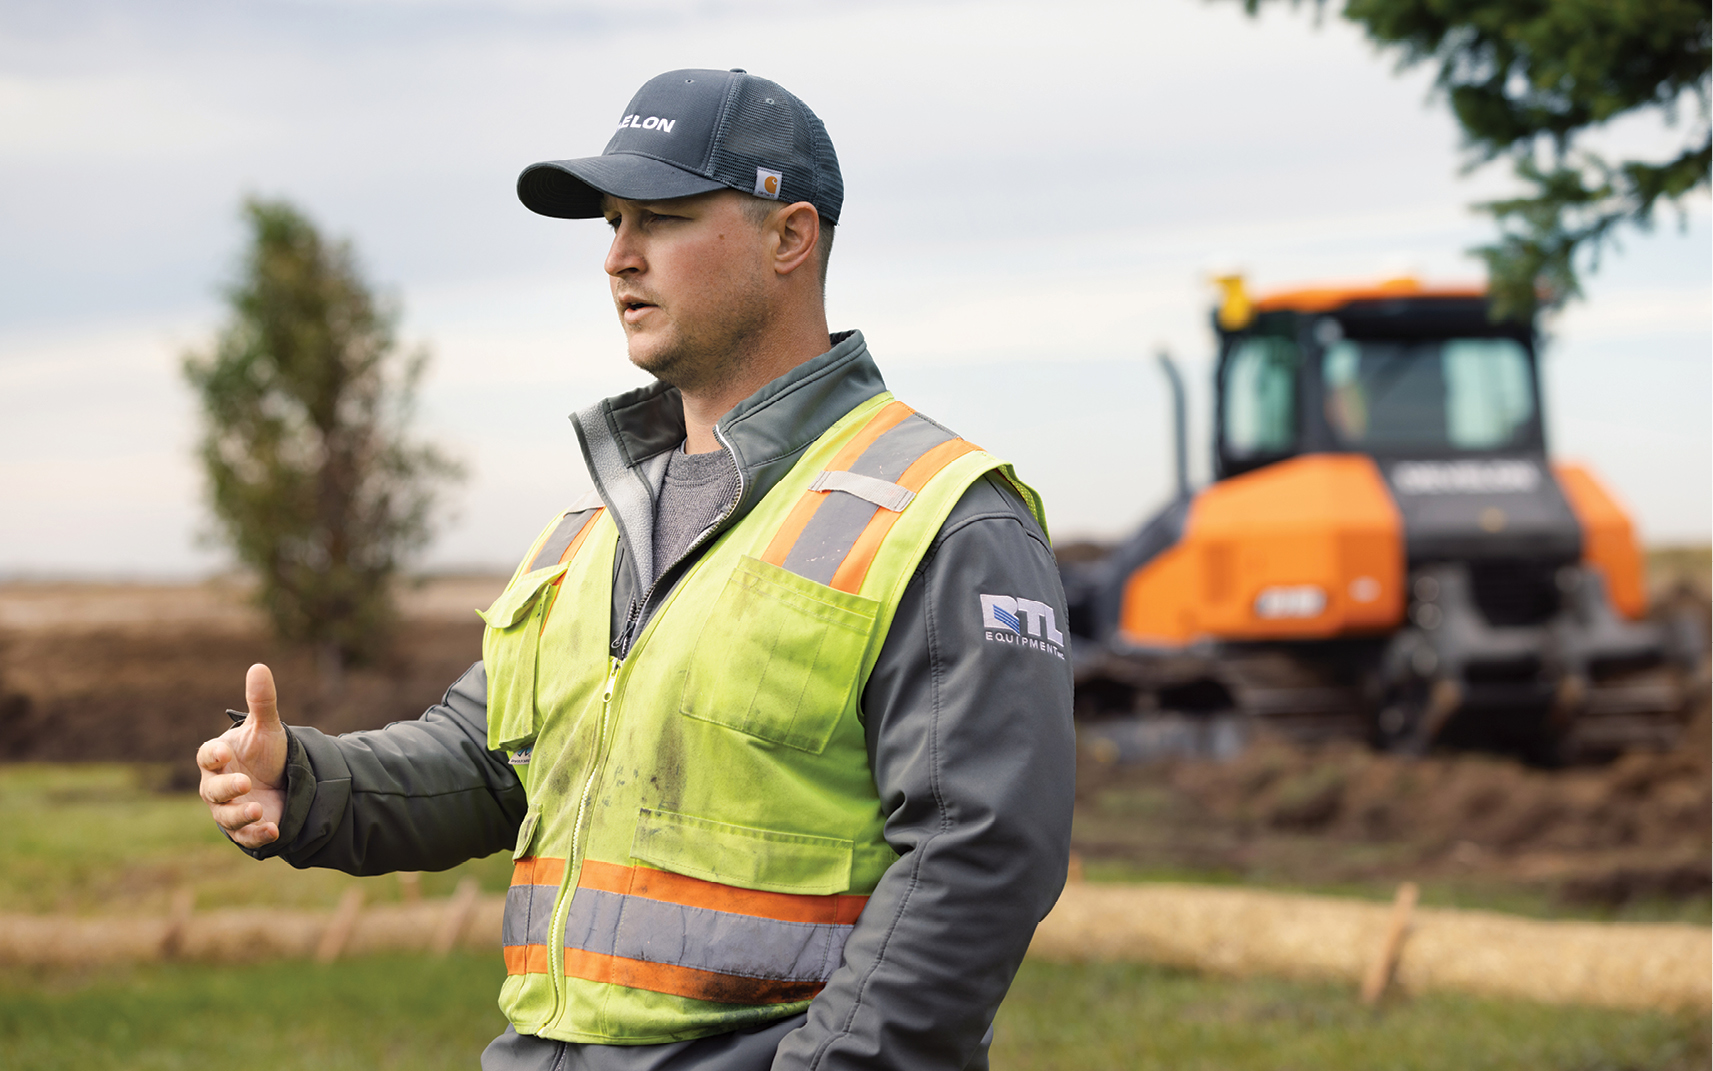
[616,597,646,657]
[602,657,621,705]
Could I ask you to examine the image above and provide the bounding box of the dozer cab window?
[1221,335,1300,462]
[1321,337,1535,452]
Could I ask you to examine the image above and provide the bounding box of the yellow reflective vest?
[478,391,1044,1044]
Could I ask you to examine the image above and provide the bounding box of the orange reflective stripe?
[511,856,567,886]
[549,509,604,590]
[504,944,553,975]
[578,860,867,925]
[563,948,824,1005]
[527,504,604,573]
[559,509,603,564]
[826,400,914,471]
[759,491,828,568]
[828,438,983,593]
[540,510,605,627]
[760,403,914,567]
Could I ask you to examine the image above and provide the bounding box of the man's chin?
[625,341,681,384]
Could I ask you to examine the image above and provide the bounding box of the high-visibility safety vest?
[477,391,1045,1044]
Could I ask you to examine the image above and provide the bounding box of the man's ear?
[771,202,821,278]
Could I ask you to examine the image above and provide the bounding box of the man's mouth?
[618,297,656,323]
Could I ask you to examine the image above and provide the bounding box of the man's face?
[601,190,773,393]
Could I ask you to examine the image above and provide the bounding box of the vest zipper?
[548,654,623,1024]
[613,426,748,659]
[547,426,748,1026]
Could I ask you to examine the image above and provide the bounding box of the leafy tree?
[183,198,462,680]
[1238,0,1710,316]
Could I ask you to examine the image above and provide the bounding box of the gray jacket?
[253,331,1076,1070]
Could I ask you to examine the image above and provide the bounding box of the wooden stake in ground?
[158,886,196,960]
[315,887,365,964]
[431,878,481,957]
[1361,881,1419,1005]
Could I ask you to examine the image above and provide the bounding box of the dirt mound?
[0,579,500,785]
[1077,722,1711,909]
[1171,739,1708,850]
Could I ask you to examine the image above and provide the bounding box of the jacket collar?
[571,330,886,589]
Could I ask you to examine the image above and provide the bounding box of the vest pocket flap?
[479,563,570,629]
[482,562,569,752]
[681,555,880,754]
[631,807,854,897]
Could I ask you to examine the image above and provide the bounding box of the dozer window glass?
[1445,340,1533,448]
[1222,336,1299,457]
[1321,337,1533,450]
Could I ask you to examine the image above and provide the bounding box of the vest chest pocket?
[480,562,570,752]
[681,555,880,754]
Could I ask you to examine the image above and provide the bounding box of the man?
[197,68,1074,1070]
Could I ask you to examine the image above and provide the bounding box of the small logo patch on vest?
[980,594,1065,659]
[508,747,533,765]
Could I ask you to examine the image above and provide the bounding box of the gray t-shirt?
[651,443,739,585]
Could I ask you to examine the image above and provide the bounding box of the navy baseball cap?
[518,68,843,225]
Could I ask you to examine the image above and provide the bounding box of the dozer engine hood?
[1380,453,1582,565]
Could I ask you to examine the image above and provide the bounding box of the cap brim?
[517,155,728,218]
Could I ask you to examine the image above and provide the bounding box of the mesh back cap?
[518,69,843,225]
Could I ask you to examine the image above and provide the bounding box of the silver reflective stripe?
[563,888,852,983]
[527,508,598,572]
[781,491,881,585]
[779,414,956,585]
[848,414,954,481]
[502,883,560,948]
[809,470,916,512]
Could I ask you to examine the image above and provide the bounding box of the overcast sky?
[2,0,1708,578]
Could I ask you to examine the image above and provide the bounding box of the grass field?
[2,762,1708,1068]
[6,761,1703,923]
[0,954,509,1070]
[0,763,513,915]
[1,955,1705,1070]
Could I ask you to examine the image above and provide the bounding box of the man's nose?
[605,227,643,277]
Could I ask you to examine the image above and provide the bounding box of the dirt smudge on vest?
[638,703,690,818]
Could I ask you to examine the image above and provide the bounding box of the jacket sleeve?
[773,473,1077,1070]
[246,661,530,875]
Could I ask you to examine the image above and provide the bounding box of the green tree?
[1238,0,1710,316]
[183,198,462,680]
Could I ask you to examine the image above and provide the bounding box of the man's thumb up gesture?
[197,663,290,848]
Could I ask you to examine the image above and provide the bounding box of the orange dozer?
[1060,278,1702,760]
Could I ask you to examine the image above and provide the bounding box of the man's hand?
[197,663,290,849]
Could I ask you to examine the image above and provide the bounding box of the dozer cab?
[1061,277,1700,760]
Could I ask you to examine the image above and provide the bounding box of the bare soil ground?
[1,567,1706,919]
[0,577,505,786]
[1075,721,1711,917]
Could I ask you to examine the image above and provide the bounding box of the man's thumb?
[245,663,282,731]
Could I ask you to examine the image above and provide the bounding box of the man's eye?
[604,216,621,230]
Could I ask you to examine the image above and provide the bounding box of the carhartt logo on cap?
[754,167,782,199]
